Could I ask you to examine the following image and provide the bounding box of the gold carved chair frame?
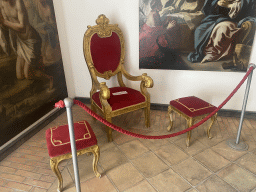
[83,15,153,142]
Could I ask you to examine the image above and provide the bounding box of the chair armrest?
[140,73,153,99]
[122,67,143,81]
[121,66,153,101]
[99,82,112,114]
[141,73,153,88]
[121,65,154,88]
[100,82,110,100]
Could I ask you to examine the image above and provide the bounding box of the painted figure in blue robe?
[187,0,256,63]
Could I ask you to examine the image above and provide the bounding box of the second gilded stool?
[46,120,101,192]
[167,96,217,147]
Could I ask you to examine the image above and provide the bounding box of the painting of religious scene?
[0,0,67,146]
[139,0,256,71]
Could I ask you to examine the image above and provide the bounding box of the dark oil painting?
[0,0,67,146]
[139,0,256,71]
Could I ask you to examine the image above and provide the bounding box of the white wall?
[53,0,256,112]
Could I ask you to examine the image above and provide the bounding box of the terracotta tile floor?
[1,105,256,192]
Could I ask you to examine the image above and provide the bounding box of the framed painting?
[0,0,67,146]
[139,0,256,71]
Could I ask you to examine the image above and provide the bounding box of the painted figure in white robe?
[0,0,53,89]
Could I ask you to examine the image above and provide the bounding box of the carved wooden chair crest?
[83,14,153,142]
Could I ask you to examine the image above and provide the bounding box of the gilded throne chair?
[83,14,154,142]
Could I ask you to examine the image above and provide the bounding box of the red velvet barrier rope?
[55,66,254,139]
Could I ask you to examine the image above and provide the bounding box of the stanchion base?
[226,139,248,151]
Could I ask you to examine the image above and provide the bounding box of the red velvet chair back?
[90,32,121,74]
[84,14,125,80]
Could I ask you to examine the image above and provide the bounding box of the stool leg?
[105,116,113,142]
[167,106,174,131]
[207,113,217,139]
[91,145,101,178]
[50,158,63,192]
[186,118,194,147]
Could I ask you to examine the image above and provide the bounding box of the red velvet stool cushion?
[170,96,217,118]
[46,121,97,158]
[92,87,146,111]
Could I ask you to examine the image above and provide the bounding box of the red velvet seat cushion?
[170,96,217,118]
[92,87,146,111]
[90,32,121,74]
[46,121,97,158]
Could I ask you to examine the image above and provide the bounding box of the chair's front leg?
[50,158,63,192]
[105,116,113,142]
[167,106,174,131]
[207,113,217,139]
[139,73,153,128]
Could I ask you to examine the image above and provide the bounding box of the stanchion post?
[64,98,81,192]
[227,64,256,151]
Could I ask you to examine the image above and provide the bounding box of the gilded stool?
[167,96,218,147]
[46,120,101,192]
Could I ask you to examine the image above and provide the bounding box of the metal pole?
[227,64,256,151]
[235,68,253,144]
[64,98,81,192]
